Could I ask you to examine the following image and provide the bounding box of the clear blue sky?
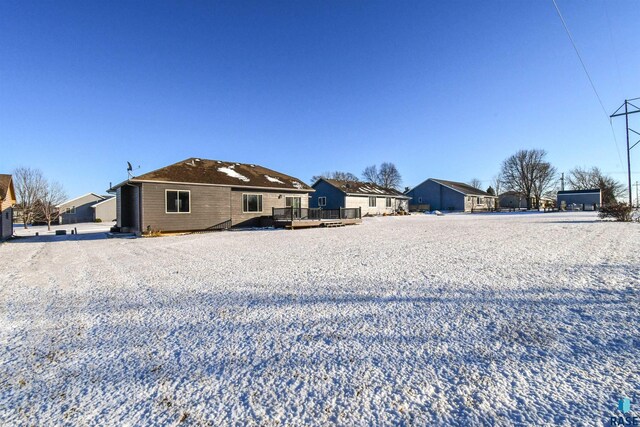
[1,1,639,198]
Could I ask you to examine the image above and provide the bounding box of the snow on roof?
[217,167,250,182]
[318,179,409,198]
[123,158,313,192]
[265,175,284,184]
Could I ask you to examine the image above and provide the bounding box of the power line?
[551,0,624,166]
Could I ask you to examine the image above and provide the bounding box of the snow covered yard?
[1,212,638,425]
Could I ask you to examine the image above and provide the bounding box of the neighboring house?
[0,174,17,240]
[92,196,117,222]
[500,191,554,210]
[499,191,529,209]
[108,158,314,234]
[309,179,410,216]
[406,178,497,212]
[57,193,114,224]
[557,189,602,210]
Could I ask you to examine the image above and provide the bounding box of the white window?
[285,196,301,208]
[318,197,326,207]
[476,197,482,204]
[65,206,76,214]
[243,194,263,213]
[166,190,190,213]
[386,197,392,208]
[369,197,376,207]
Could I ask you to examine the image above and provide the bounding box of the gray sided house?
[92,196,117,222]
[406,178,497,212]
[109,158,314,234]
[0,174,17,240]
[499,191,554,210]
[310,179,409,216]
[57,193,114,224]
[557,189,602,210]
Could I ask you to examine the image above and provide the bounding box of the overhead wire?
[551,0,624,166]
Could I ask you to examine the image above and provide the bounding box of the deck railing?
[272,207,362,221]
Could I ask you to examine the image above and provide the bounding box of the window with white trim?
[318,197,326,207]
[243,194,263,213]
[368,197,376,207]
[285,196,301,208]
[385,197,392,208]
[65,206,76,214]
[166,190,190,213]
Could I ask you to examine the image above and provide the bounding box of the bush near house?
[598,202,633,222]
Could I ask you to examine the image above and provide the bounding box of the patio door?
[285,196,302,219]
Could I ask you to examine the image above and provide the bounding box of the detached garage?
[557,189,602,211]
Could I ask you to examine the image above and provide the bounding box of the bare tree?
[362,165,378,184]
[378,162,402,189]
[532,162,557,209]
[34,179,67,231]
[491,174,502,197]
[311,171,359,183]
[468,178,482,190]
[13,167,46,228]
[361,162,402,189]
[500,149,553,210]
[567,166,625,205]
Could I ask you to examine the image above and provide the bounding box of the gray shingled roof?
[430,179,493,196]
[127,158,313,191]
[320,179,410,198]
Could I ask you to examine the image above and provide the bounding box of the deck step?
[322,221,345,228]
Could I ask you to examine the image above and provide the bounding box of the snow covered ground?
[1,212,638,425]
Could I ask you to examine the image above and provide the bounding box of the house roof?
[113,158,313,192]
[91,196,115,208]
[0,174,15,202]
[56,193,106,208]
[429,179,494,197]
[557,189,601,195]
[316,178,410,198]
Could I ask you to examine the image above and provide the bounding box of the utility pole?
[611,98,640,205]
[560,172,565,191]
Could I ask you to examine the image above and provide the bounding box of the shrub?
[143,225,163,237]
[95,218,102,223]
[598,202,633,222]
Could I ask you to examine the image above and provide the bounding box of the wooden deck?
[275,218,362,229]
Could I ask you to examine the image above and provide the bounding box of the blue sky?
[1,1,639,198]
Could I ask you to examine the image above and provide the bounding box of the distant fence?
[272,207,361,221]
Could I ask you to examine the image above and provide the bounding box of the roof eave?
[122,179,314,193]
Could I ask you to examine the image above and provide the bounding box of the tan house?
[310,179,410,216]
[109,158,314,234]
[0,174,17,240]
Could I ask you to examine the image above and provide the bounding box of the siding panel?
[141,183,231,232]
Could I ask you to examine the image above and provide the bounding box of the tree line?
[310,149,625,209]
[311,162,403,190]
[12,167,67,230]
